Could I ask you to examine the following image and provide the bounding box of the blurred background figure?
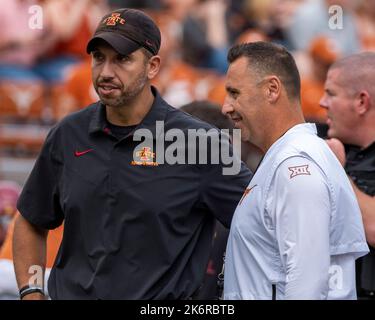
[0,181,21,247]
[0,0,53,128]
[0,0,108,165]
[0,0,108,116]
[179,0,229,74]
[285,0,360,55]
[0,0,53,81]
[0,179,63,300]
[300,36,340,125]
[0,213,63,300]
[353,0,375,52]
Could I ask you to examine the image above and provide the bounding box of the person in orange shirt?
[0,213,63,300]
[53,60,99,121]
[300,36,340,123]
[354,0,375,52]
[151,9,220,108]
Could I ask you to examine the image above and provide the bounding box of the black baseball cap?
[87,8,161,56]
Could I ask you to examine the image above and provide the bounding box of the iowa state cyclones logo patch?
[131,147,159,166]
[103,13,125,26]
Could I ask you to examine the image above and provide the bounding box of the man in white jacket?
[221,41,369,300]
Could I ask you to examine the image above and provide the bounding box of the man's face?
[91,44,150,108]
[320,68,357,142]
[222,57,266,145]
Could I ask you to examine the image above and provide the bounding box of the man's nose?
[222,96,234,116]
[319,95,328,109]
[100,61,115,79]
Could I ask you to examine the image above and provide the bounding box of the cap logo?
[103,13,125,26]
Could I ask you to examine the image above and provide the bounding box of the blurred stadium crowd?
[0,0,375,299]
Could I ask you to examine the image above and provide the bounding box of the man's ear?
[355,90,371,115]
[264,75,281,104]
[147,55,161,80]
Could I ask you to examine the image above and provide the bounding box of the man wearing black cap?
[12,9,251,300]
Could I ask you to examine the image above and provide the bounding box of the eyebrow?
[91,48,102,54]
[226,86,240,94]
[91,49,132,60]
[116,52,131,59]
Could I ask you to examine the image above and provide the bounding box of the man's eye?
[230,90,239,98]
[226,88,238,98]
[93,52,104,61]
[117,55,130,62]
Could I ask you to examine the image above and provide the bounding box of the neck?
[356,127,375,149]
[260,104,305,153]
[106,86,154,126]
[345,113,375,149]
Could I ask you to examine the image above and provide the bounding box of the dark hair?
[180,101,234,130]
[227,42,301,100]
[141,47,153,61]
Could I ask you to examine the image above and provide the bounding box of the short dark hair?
[140,47,153,61]
[180,101,234,130]
[227,42,301,100]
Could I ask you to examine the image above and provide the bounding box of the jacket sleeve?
[268,156,331,299]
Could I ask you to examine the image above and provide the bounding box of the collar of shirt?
[345,141,375,196]
[345,141,375,159]
[263,123,317,160]
[345,141,375,171]
[88,86,168,139]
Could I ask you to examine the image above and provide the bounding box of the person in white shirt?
[221,41,369,300]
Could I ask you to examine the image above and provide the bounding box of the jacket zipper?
[272,284,276,300]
